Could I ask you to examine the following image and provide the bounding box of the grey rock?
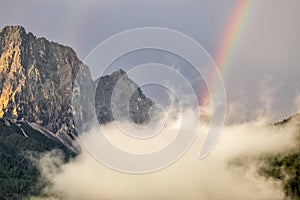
[0,25,156,141]
[95,69,155,125]
[0,25,94,139]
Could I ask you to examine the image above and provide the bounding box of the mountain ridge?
[0,25,300,199]
[95,68,155,125]
[0,25,94,141]
[0,25,157,198]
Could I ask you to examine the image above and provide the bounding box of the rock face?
[95,69,155,124]
[0,25,155,139]
[0,25,94,138]
[0,25,157,199]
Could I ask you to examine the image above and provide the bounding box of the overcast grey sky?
[0,0,300,121]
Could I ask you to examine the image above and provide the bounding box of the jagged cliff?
[0,25,156,139]
[0,25,94,138]
[95,69,155,124]
[0,25,157,199]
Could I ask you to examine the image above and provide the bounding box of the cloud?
[294,94,300,112]
[31,107,299,200]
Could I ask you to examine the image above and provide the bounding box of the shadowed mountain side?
[0,118,76,199]
[95,69,156,125]
[262,113,300,199]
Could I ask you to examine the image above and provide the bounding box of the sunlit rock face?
[0,25,155,140]
[0,25,94,137]
[95,69,155,125]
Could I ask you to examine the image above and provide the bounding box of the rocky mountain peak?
[0,25,94,139]
[0,25,156,138]
[95,69,155,125]
[0,25,26,36]
[111,68,127,78]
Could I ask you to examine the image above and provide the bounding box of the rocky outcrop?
[0,25,159,199]
[0,25,94,138]
[0,25,155,140]
[95,69,155,125]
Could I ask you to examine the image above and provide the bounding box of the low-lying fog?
[31,103,299,200]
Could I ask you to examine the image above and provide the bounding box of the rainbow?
[215,0,252,69]
[200,0,253,103]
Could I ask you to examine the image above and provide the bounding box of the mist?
[30,105,299,200]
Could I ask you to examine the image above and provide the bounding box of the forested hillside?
[0,119,76,199]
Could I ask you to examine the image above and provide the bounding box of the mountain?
[0,25,94,199]
[0,25,156,134]
[0,25,300,200]
[95,69,155,124]
[0,25,95,140]
[0,25,157,198]
[0,118,76,199]
[262,114,300,199]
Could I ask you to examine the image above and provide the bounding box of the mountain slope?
[261,113,300,199]
[0,118,76,199]
[0,25,94,199]
[0,25,157,199]
[95,69,155,125]
[0,25,94,139]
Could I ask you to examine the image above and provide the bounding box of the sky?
[0,0,300,121]
[1,1,300,199]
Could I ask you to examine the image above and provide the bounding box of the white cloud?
[31,107,299,200]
